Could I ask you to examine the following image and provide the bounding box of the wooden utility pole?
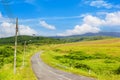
[22,41,26,67]
[14,18,18,74]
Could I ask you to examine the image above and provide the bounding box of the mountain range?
[54,32,120,38]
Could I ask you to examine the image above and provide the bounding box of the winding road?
[31,52,95,80]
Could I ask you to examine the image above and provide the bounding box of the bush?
[53,49,61,52]
[0,46,14,57]
[73,62,90,70]
[0,55,4,68]
[0,46,14,67]
[93,53,109,59]
[104,59,115,63]
[115,66,120,74]
[63,51,94,60]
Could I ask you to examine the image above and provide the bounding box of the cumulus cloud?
[58,24,100,36]
[0,22,37,38]
[19,25,37,35]
[83,15,105,27]
[39,20,56,30]
[0,11,37,38]
[57,11,120,36]
[105,11,120,26]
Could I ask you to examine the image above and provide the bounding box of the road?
[31,52,95,80]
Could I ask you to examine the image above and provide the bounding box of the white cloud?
[90,0,112,9]
[83,15,105,27]
[0,22,37,38]
[105,11,120,26]
[58,24,100,36]
[57,15,103,36]
[39,20,56,30]
[0,22,15,37]
[19,25,37,35]
[89,0,120,9]
[57,11,120,36]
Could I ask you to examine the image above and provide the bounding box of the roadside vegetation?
[0,35,119,80]
[41,38,120,80]
[0,45,39,80]
[0,35,65,80]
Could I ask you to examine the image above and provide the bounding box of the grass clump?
[115,66,120,74]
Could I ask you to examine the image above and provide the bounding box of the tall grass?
[41,38,120,80]
[0,45,40,80]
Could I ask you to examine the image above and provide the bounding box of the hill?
[0,35,63,45]
[60,36,113,42]
[53,32,120,42]
[73,32,120,37]
[54,32,120,38]
[0,34,119,45]
[41,38,120,80]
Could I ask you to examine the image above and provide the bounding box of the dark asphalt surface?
[31,52,95,80]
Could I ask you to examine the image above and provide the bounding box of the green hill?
[0,35,64,45]
[60,36,113,42]
[0,35,114,45]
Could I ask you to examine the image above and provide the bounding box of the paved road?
[31,52,95,80]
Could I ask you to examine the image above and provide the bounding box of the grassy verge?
[41,38,120,80]
[0,45,40,80]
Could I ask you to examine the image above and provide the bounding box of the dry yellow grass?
[41,38,120,80]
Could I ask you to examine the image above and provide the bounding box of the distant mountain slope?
[52,32,120,42]
[77,32,120,37]
[54,32,120,38]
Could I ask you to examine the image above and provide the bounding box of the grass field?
[41,38,120,80]
[0,38,120,80]
[0,45,40,80]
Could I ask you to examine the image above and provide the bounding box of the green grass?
[41,38,120,80]
[0,38,120,80]
[0,45,40,80]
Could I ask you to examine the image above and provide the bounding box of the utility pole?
[14,18,18,74]
[22,41,26,67]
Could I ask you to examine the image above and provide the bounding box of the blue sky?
[0,0,120,37]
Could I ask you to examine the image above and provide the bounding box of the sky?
[0,0,120,37]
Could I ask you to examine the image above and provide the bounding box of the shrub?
[0,46,14,67]
[53,49,61,52]
[104,59,115,63]
[73,62,90,70]
[115,66,120,74]
[93,53,108,59]
[0,46,14,57]
[64,51,94,60]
